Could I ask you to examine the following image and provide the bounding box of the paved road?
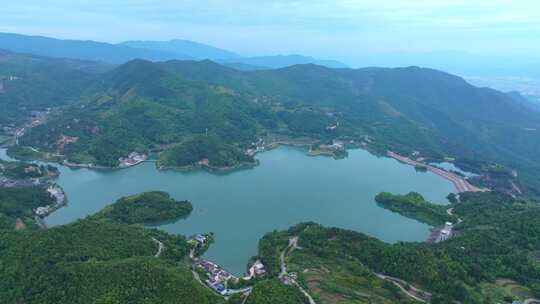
[387,151,484,193]
[279,236,316,304]
[281,235,434,304]
[279,237,297,278]
[151,237,165,257]
[374,273,431,303]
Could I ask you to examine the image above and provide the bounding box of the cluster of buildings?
[193,258,237,295]
[2,125,17,136]
[118,152,147,168]
[193,233,208,243]
[189,233,234,294]
[280,272,298,285]
[189,233,258,297]
[35,205,53,217]
[0,75,20,93]
[326,121,339,130]
[309,140,346,157]
[246,138,266,157]
[428,221,454,243]
[320,140,345,151]
[47,185,66,204]
[250,260,266,276]
[56,134,79,150]
[438,222,454,242]
[35,185,66,217]
[0,176,39,188]
[244,260,266,280]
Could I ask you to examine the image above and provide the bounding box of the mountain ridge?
[2,51,539,194]
[0,32,185,63]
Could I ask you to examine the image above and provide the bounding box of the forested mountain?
[0,49,111,126]
[219,54,348,69]
[508,91,540,113]
[0,33,347,69]
[257,192,540,303]
[0,193,220,304]
[161,60,540,193]
[18,59,272,166]
[121,39,241,60]
[0,32,185,63]
[6,52,540,193]
[120,40,346,68]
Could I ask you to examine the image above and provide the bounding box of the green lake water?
[1,147,454,275]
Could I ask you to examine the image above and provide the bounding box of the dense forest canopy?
[92,191,193,224]
[3,53,538,196]
[158,134,254,169]
[375,192,456,226]
[1,47,540,303]
[0,193,220,304]
[257,192,540,303]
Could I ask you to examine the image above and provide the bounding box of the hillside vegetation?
[5,53,540,194]
[19,59,267,167]
[258,192,540,303]
[246,279,309,304]
[93,191,193,224]
[375,192,456,226]
[0,159,60,230]
[0,186,53,229]
[0,193,221,304]
[0,49,110,126]
[163,61,540,194]
[158,134,255,169]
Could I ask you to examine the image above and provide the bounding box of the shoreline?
[157,159,259,172]
[3,135,321,173]
[387,151,487,193]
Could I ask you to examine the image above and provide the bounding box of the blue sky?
[1,1,539,64]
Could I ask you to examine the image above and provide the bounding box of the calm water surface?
[1,147,454,275]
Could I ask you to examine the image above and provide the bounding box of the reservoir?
[2,147,454,275]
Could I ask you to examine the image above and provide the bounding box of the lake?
[1,146,455,275]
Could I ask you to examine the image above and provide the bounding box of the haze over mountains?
[2,28,540,303]
[2,43,537,194]
[0,32,347,69]
[2,32,537,80]
[1,31,540,195]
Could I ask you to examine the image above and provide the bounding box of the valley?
[0,146,455,275]
[0,32,540,303]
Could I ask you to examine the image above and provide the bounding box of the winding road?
[374,273,432,303]
[279,236,316,304]
[151,237,164,258]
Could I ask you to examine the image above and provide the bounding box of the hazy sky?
[2,0,539,63]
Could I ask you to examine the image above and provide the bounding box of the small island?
[375,192,456,226]
[94,191,192,224]
[157,134,256,171]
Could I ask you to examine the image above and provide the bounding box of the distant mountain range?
[1,34,540,194]
[218,54,347,69]
[354,51,540,79]
[0,32,178,63]
[119,39,240,60]
[6,49,538,194]
[0,32,347,69]
[507,91,540,113]
[0,49,111,125]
